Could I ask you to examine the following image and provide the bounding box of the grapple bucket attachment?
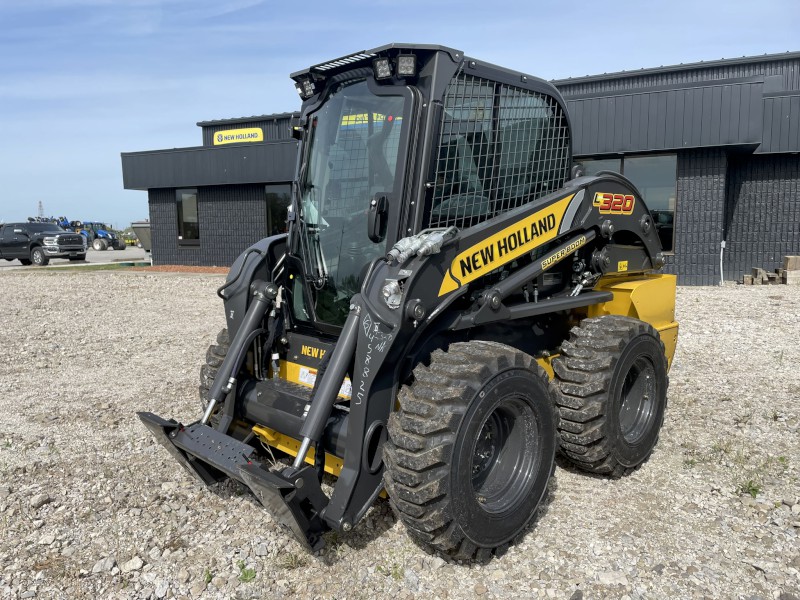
[138,411,328,551]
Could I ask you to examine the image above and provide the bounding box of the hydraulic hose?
[201,281,277,424]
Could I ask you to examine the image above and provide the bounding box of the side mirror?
[368,194,389,243]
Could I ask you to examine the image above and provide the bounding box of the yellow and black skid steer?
[139,44,678,560]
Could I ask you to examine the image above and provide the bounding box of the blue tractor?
[72,221,126,251]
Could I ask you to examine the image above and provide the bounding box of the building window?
[265,184,292,236]
[176,188,199,244]
[623,155,677,252]
[578,154,676,252]
[580,158,621,176]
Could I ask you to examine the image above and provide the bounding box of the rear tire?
[92,238,106,251]
[199,328,230,410]
[552,315,668,477]
[383,341,557,561]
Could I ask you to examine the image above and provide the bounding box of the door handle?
[367,193,389,243]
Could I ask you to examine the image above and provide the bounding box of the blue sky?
[1,0,798,228]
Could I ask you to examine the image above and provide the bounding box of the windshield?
[295,79,408,326]
[26,223,65,233]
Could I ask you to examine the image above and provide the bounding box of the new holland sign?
[213,128,264,145]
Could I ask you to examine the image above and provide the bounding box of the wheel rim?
[33,251,42,264]
[618,356,657,443]
[470,396,539,514]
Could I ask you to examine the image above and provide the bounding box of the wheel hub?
[469,396,539,514]
[618,356,657,444]
[472,416,499,478]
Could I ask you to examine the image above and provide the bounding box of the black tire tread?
[383,341,558,561]
[553,315,667,477]
[199,328,229,408]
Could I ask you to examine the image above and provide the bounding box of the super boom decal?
[438,195,575,296]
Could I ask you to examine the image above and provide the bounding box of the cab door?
[0,225,28,259]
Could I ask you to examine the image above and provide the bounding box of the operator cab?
[287,44,571,333]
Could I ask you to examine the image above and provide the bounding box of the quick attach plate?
[138,412,256,485]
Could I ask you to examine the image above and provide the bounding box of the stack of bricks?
[742,256,800,285]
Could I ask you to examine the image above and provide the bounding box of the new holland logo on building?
[213,127,264,145]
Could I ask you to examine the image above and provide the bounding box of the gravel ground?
[0,270,798,600]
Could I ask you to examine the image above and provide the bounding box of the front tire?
[92,238,107,251]
[199,329,230,410]
[31,247,49,266]
[553,316,668,477]
[383,341,557,561]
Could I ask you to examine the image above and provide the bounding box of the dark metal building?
[122,113,299,266]
[554,51,800,285]
[122,51,799,284]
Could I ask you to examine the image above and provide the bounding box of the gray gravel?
[0,270,798,600]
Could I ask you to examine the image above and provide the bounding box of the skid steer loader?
[139,44,678,560]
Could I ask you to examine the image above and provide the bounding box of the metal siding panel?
[643,93,660,150]
[710,85,723,145]
[762,98,774,152]
[730,85,742,142]
[656,91,668,150]
[690,89,703,147]
[622,95,633,150]
[568,100,582,154]
[675,90,686,148]
[597,97,609,153]
[629,94,641,150]
[790,96,800,152]
[638,93,649,150]
[581,100,594,155]
[779,97,791,152]
[719,85,732,144]
[748,84,763,144]
[590,99,601,155]
[700,87,713,146]
[739,85,751,142]
[613,96,625,150]
[603,97,616,153]
[121,141,299,190]
[561,66,795,154]
[556,56,800,98]
[664,90,676,148]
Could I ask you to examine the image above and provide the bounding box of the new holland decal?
[438,195,575,296]
[213,127,264,145]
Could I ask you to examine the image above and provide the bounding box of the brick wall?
[147,184,273,266]
[663,149,727,285]
[724,154,800,281]
[198,185,269,266]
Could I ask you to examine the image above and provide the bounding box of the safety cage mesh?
[427,73,571,230]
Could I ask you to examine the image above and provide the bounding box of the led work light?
[396,54,417,77]
[372,57,393,80]
[295,78,316,99]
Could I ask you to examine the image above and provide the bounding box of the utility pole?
[38,201,44,219]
